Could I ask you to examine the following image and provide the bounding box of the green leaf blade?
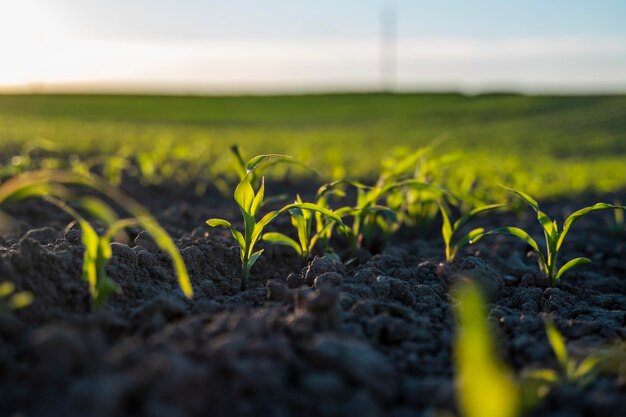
[262,232,302,255]
[545,320,569,372]
[555,257,591,281]
[559,203,625,250]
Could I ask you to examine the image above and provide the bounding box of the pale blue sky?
[1,1,625,93]
[44,0,626,39]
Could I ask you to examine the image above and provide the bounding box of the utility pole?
[380,3,397,92]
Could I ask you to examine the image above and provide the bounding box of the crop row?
[0,150,624,308]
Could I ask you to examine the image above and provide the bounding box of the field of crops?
[0,93,625,417]
[1,94,625,197]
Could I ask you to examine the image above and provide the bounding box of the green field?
[1,93,625,199]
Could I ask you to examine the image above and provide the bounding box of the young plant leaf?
[545,320,569,372]
[501,185,539,211]
[0,282,15,298]
[234,177,255,213]
[262,232,302,255]
[454,283,520,417]
[245,154,291,173]
[439,202,453,248]
[453,203,505,231]
[206,219,246,249]
[250,177,265,216]
[247,249,264,272]
[0,170,193,300]
[77,196,119,226]
[555,257,591,281]
[486,227,544,262]
[558,203,625,250]
[8,291,33,309]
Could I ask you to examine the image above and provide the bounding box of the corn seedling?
[262,194,344,263]
[46,195,139,308]
[207,155,344,289]
[437,198,505,262]
[230,145,317,188]
[331,179,444,252]
[454,283,520,417]
[0,170,193,308]
[476,187,625,286]
[317,179,424,253]
[521,319,603,406]
[0,281,33,311]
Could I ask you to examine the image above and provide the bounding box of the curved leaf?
[487,227,543,257]
[246,249,264,274]
[502,185,539,211]
[0,281,15,298]
[234,177,255,213]
[523,368,560,382]
[251,210,281,245]
[453,203,506,231]
[206,218,233,228]
[246,154,291,173]
[77,196,119,226]
[138,216,193,298]
[454,283,520,417]
[555,257,591,281]
[558,203,625,250]
[8,291,33,309]
[262,232,302,255]
[573,355,601,382]
[545,320,569,371]
[206,218,245,249]
[250,177,265,216]
[438,201,453,247]
[0,170,193,300]
[456,227,486,250]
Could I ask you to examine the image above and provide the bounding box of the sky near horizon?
[1,0,625,93]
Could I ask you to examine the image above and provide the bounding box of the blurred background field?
[1,93,625,200]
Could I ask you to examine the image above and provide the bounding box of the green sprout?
[262,194,344,263]
[521,319,603,406]
[0,170,193,308]
[318,179,443,253]
[45,196,139,309]
[0,281,33,311]
[207,155,344,290]
[454,283,520,417]
[477,187,625,286]
[437,198,505,262]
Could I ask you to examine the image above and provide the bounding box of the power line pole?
[380,3,397,92]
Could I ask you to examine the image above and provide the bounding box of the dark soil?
[0,179,624,417]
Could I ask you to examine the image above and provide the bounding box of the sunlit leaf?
[502,185,539,211]
[234,177,255,213]
[250,177,265,216]
[262,232,302,255]
[456,227,486,251]
[0,170,193,300]
[9,291,33,309]
[453,203,506,231]
[245,154,291,173]
[555,257,591,281]
[522,368,560,383]
[486,227,544,263]
[558,203,625,250]
[77,196,119,226]
[439,201,453,247]
[454,283,520,417]
[573,355,601,382]
[0,281,15,298]
[545,320,569,371]
[246,249,264,273]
